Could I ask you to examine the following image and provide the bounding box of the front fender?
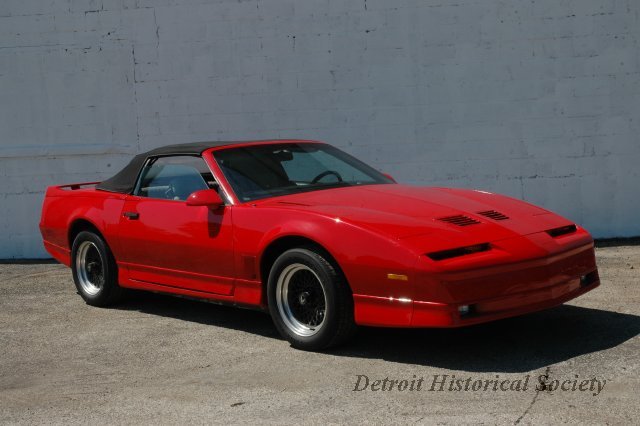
[232,205,420,303]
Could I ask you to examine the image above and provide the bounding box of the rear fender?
[40,186,127,265]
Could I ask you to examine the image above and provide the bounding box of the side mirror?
[186,189,224,208]
[382,173,396,183]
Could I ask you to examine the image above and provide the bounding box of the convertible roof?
[95,141,238,193]
[97,140,319,194]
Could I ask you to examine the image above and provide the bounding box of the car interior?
[136,161,218,201]
[217,150,293,199]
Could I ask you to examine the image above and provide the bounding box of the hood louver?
[547,224,577,238]
[477,210,509,221]
[438,215,481,227]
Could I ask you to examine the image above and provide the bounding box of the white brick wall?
[1,0,639,258]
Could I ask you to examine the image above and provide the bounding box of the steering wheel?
[311,170,343,184]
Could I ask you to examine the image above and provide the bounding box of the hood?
[258,184,574,245]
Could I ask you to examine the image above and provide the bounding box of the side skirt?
[120,277,265,310]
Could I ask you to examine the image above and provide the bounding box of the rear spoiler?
[55,182,101,190]
[44,182,103,198]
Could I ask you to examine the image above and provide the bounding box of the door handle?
[123,211,139,220]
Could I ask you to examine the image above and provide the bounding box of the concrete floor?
[0,245,638,425]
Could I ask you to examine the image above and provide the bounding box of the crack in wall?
[131,44,140,151]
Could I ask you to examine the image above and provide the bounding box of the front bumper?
[353,241,599,328]
[411,269,599,327]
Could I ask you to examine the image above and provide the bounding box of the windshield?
[213,143,394,202]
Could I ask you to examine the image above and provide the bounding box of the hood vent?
[547,224,577,238]
[477,210,509,221]
[438,215,481,227]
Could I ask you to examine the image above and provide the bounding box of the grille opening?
[427,243,491,261]
[438,215,481,227]
[477,210,509,221]
[547,224,577,238]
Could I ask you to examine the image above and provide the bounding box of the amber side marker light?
[387,273,409,281]
[427,243,491,261]
[546,224,578,238]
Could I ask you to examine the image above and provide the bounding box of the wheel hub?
[76,241,105,296]
[298,291,310,305]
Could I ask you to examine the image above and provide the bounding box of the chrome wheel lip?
[275,263,327,337]
[76,241,104,296]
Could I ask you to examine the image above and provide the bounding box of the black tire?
[267,248,357,351]
[71,231,124,306]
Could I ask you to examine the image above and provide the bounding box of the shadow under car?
[115,292,639,373]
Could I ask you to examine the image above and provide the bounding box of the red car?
[40,140,599,350]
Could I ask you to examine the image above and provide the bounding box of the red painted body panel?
[39,140,600,328]
[117,196,235,295]
[39,184,127,266]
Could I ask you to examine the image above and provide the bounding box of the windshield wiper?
[310,181,353,189]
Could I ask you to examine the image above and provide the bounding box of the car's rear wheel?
[267,248,356,350]
[71,231,123,306]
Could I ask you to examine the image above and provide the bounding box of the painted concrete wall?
[1,0,639,258]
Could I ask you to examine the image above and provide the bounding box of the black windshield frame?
[212,143,394,202]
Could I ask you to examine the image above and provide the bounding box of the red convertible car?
[40,140,599,350]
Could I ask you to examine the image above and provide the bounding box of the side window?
[134,156,214,201]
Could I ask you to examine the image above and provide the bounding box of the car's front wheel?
[267,248,356,350]
[71,231,124,306]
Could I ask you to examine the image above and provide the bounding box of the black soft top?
[96,141,235,193]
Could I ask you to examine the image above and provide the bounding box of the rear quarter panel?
[40,186,127,265]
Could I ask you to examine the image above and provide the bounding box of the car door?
[117,155,235,295]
